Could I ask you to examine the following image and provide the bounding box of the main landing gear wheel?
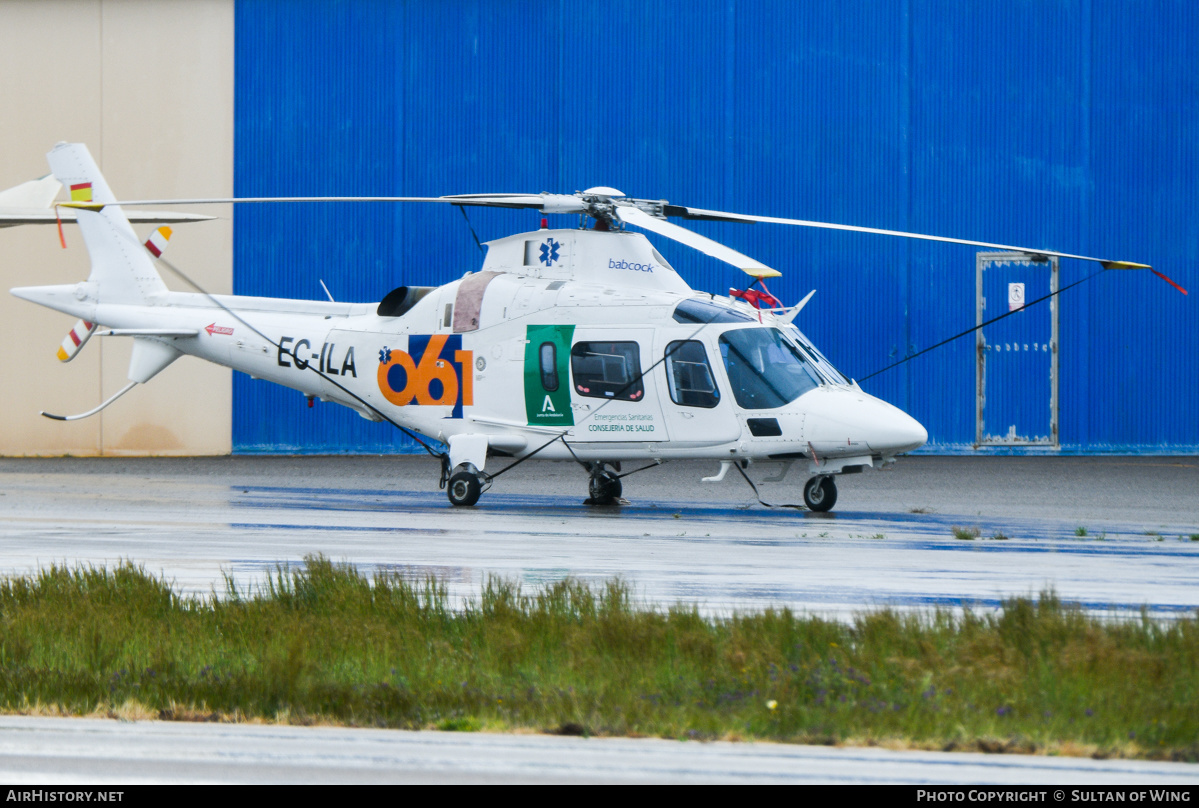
[585,464,623,506]
[447,467,484,507]
[803,475,837,512]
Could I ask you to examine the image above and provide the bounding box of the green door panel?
[524,324,575,427]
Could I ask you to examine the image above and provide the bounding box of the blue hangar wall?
[232,0,1198,455]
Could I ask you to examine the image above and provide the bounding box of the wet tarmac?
[0,455,1196,618]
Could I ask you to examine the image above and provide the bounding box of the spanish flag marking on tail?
[69,183,93,203]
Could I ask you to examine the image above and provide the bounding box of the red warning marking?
[204,323,234,336]
[1152,270,1189,296]
[143,226,171,258]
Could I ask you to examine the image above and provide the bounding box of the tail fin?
[45,142,168,303]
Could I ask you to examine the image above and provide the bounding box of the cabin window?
[570,341,644,401]
[664,340,720,408]
[539,342,559,392]
[718,327,820,409]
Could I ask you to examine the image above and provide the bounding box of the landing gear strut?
[447,464,486,507]
[803,475,837,512]
[585,462,623,506]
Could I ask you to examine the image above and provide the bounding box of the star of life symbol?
[539,238,560,266]
[379,347,391,364]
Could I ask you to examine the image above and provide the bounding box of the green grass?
[1075,527,1088,537]
[0,557,1196,760]
[951,525,980,541]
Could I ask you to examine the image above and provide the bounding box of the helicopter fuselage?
[18,227,927,494]
[14,141,1165,510]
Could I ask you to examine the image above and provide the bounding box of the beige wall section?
[0,0,233,456]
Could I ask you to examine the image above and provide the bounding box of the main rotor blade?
[668,206,1151,270]
[615,206,781,278]
[0,210,215,226]
[443,193,589,213]
[69,193,594,216]
[60,195,549,208]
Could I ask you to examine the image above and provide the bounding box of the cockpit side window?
[718,327,821,409]
[664,340,720,408]
[570,341,645,401]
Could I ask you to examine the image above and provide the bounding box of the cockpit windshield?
[718,327,822,409]
[779,324,850,385]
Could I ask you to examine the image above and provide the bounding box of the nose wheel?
[447,464,486,507]
[803,475,837,512]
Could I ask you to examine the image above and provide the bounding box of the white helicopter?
[10,142,1167,511]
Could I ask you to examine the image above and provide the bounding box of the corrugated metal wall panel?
[234,0,410,452]
[1082,1,1199,450]
[233,0,1198,455]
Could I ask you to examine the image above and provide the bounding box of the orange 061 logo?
[377,334,473,412]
